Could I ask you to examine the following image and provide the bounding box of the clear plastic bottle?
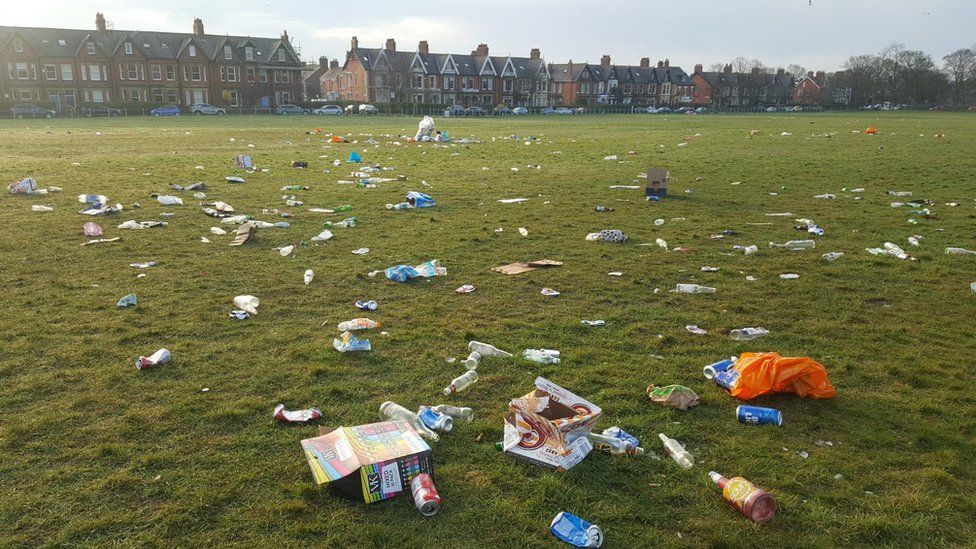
[387,202,410,210]
[708,471,776,523]
[675,284,716,294]
[468,341,512,357]
[945,247,976,256]
[463,351,481,370]
[379,401,439,441]
[443,370,478,395]
[730,327,769,341]
[587,432,644,455]
[337,318,379,331]
[769,240,816,250]
[523,349,561,364]
[432,405,474,422]
[304,269,314,285]
[822,252,844,261]
[658,433,694,468]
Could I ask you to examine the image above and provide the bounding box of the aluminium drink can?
[736,405,783,426]
[410,473,441,516]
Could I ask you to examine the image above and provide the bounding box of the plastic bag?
[384,259,444,282]
[415,115,435,140]
[647,384,700,410]
[406,191,436,208]
[727,352,835,399]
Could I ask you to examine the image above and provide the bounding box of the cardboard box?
[503,377,602,471]
[646,167,670,197]
[301,420,433,503]
[235,154,253,169]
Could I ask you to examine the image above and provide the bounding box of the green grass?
[1,112,975,547]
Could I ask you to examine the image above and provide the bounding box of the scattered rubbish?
[709,471,776,523]
[432,405,474,422]
[279,245,294,257]
[291,160,308,169]
[659,433,694,468]
[456,284,475,293]
[229,310,250,320]
[541,287,561,297]
[8,177,38,194]
[595,205,614,212]
[581,320,606,327]
[712,352,836,399]
[647,385,700,410]
[337,318,379,331]
[135,348,170,370]
[864,126,877,135]
[492,259,563,275]
[675,284,716,294]
[603,155,618,161]
[300,420,433,503]
[388,191,436,210]
[304,269,314,285]
[333,331,372,352]
[118,220,167,230]
[81,237,122,246]
[385,259,445,282]
[463,351,481,370]
[235,154,252,169]
[523,348,561,364]
[519,227,529,237]
[946,247,976,256]
[770,240,815,250]
[686,325,708,335]
[229,224,257,246]
[469,341,513,357]
[310,229,333,242]
[645,167,669,198]
[129,261,156,268]
[822,252,844,261]
[703,358,735,380]
[233,295,259,314]
[735,404,783,427]
[418,407,453,432]
[733,245,758,255]
[210,227,227,235]
[779,273,800,279]
[352,248,370,255]
[410,473,441,517]
[31,205,53,212]
[273,404,322,423]
[156,195,183,206]
[607,272,623,277]
[83,222,103,236]
[116,294,137,308]
[601,426,641,451]
[797,450,809,459]
[730,327,769,341]
[656,238,668,249]
[347,152,362,163]
[502,377,601,471]
[225,176,245,183]
[443,370,478,395]
[497,198,528,204]
[356,300,378,311]
[380,401,439,441]
[701,266,720,272]
[551,511,604,548]
[585,230,628,243]
[866,242,913,260]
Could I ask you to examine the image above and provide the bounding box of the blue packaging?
[713,368,740,390]
[601,426,639,448]
[736,405,783,426]
[418,407,453,432]
[703,358,734,380]
[550,511,603,548]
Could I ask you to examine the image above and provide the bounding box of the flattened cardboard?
[228,223,256,246]
[301,420,433,503]
[492,259,563,275]
[646,167,670,197]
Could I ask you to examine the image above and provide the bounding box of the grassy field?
[1,112,975,548]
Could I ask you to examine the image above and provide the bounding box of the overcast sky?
[4,0,974,71]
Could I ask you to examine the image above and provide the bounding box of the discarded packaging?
[523,348,561,364]
[658,433,694,468]
[647,385,700,410]
[135,348,170,370]
[273,404,322,423]
[737,405,783,426]
[31,205,53,212]
[83,222,103,236]
[541,288,561,297]
[587,432,643,455]
[551,511,604,548]
[356,300,378,311]
[492,259,563,275]
[333,331,372,352]
[411,473,441,516]
[456,284,475,293]
[116,293,137,308]
[585,230,628,243]
[418,407,453,432]
[770,240,815,250]
[379,401,439,441]
[709,471,776,523]
[469,341,512,357]
[432,405,474,422]
[385,259,445,282]
[337,318,379,331]
[717,352,836,399]
[156,195,183,206]
[229,224,257,246]
[233,295,259,314]
[675,284,716,294]
[304,269,314,285]
[730,327,769,341]
[443,370,478,395]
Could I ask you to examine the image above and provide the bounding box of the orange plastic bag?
[864,126,877,135]
[728,352,835,400]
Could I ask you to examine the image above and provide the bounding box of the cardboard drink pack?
[301,420,433,503]
[646,167,670,197]
[503,377,602,471]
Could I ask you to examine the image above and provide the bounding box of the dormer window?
[58,39,66,46]
[14,38,23,52]
[125,42,133,55]
[188,45,196,57]
[245,46,253,61]
[278,49,285,62]
[224,45,232,60]
[87,42,95,55]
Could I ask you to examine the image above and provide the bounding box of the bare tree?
[731,56,751,73]
[787,64,807,79]
[708,63,725,73]
[942,48,976,106]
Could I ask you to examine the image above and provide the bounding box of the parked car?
[694,106,708,114]
[81,105,121,117]
[929,105,945,111]
[446,105,466,116]
[655,107,672,114]
[188,103,226,115]
[359,104,378,115]
[645,106,658,114]
[150,104,181,117]
[554,107,573,115]
[10,104,55,119]
[312,104,343,115]
[275,104,309,115]
[492,106,511,115]
[573,107,585,114]
[465,106,487,116]
[540,107,556,115]
[512,107,528,115]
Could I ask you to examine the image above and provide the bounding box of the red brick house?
[793,71,826,105]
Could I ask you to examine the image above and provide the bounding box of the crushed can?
[703,358,735,380]
[418,407,453,432]
[713,368,740,390]
[410,473,441,516]
[601,426,639,448]
[736,405,783,426]
[550,511,603,548]
[135,348,170,370]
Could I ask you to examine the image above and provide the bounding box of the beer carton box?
[646,167,670,197]
[235,154,253,169]
[301,420,433,503]
[503,377,602,471]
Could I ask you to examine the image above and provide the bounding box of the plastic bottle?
[337,318,379,331]
[418,406,453,432]
[730,327,769,341]
[463,351,481,370]
[658,433,693,468]
[304,269,314,285]
[587,432,644,455]
[285,199,303,207]
[675,284,716,294]
[708,471,776,523]
[523,349,561,364]
[443,370,478,395]
[468,341,512,358]
[945,247,976,256]
[280,185,309,191]
[822,252,844,261]
[733,245,758,254]
[334,205,353,212]
[769,240,816,250]
[31,205,53,212]
[656,238,668,249]
[379,401,439,441]
[432,405,474,422]
[387,202,410,210]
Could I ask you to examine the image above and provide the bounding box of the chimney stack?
[192,18,204,36]
[95,12,106,32]
[807,71,814,78]
[724,64,732,75]
[419,40,429,54]
[751,67,760,75]
[319,56,328,70]
[694,64,703,74]
[530,48,540,60]
[474,43,489,57]
[664,58,670,67]
[385,38,396,52]
[640,57,650,68]
[351,36,359,49]
[330,59,339,69]
[815,70,825,80]
[777,67,785,76]
[657,60,664,68]
[600,54,611,66]
[567,59,574,76]
[281,30,290,43]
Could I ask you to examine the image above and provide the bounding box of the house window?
[64,91,76,108]
[56,64,71,80]
[14,38,23,53]
[122,88,142,102]
[226,66,238,82]
[188,45,196,57]
[20,90,32,101]
[278,49,285,62]
[16,62,29,79]
[663,83,671,95]
[521,80,530,92]
[225,90,240,107]
[536,80,547,92]
[152,88,164,104]
[87,42,95,55]
[125,42,133,55]
[166,64,176,80]
[190,65,202,81]
[151,64,161,81]
[224,45,232,60]
[428,76,436,88]
[503,79,513,92]
[481,78,488,91]
[623,84,632,94]
[127,63,139,80]
[444,76,455,90]
[245,46,253,61]
[44,64,57,80]
[412,75,423,89]
[259,69,267,83]
[246,67,255,82]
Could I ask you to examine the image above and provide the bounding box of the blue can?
[550,511,603,548]
[703,358,734,380]
[418,407,453,432]
[601,426,640,448]
[736,405,783,426]
[713,368,740,390]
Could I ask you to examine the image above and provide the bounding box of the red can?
[410,473,441,516]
